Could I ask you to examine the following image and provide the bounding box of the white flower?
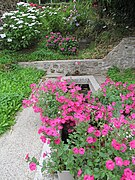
[10,16,16,19]
[14,18,19,21]
[2,12,13,18]
[7,38,12,42]
[23,3,29,7]
[0,34,6,38]
[0,27,3,31]
[13,10,19,14]
[19,25,23,28]
[22,36,25,39]
[3,24,7,27]
[17,20,24,24]
[17,2,25,6]
[22,14,27,17]
[29,23,36,26]
[6,12,14,16]
[10,25,15,28]
[35,30,40,33]
[28,16,36,19]
[13,27,17,29]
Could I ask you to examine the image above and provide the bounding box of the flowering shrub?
[46,32,78,55]
[39,5,72,33]
[46,32,62,50]
[0,2,42,50]
[59,37,78,55]
[24,78,135,180]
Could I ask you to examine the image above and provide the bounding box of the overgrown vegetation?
[107,67,135,84]
[0,65,44,135]
[0,0,134,61]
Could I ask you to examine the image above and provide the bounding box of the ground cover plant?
[0,65,44,135]
[24,77,135,180]
[107,67,135,85]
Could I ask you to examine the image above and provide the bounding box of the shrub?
[58,37,78,55]
[0,2,42,50]
[40,5,71,34]
[46,32,62,50]
[46,32,78,55]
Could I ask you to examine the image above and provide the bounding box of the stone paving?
[0,107,43,180]
[0,75,106,180]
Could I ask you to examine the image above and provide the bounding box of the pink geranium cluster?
[46,32,62,50]
[24,78,135,180]
[46,32,78,55]
[59,37,78,55]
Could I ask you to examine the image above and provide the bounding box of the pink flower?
[102,129,108,136]
[115,157,123,167]
[132,157,135,165]
[123,160,130,166]
[25,153,29,160]
[111,139,121,150]
[121,143,127,152]
[129,140,135,149]
[124,168,132,177]
[94,130,101,137]
[54,138,61,145]
[84,174,94,180]
[86,137,94,144]
[77,169,82,176]
[43,153,46,158]
[60,48,64,51]
[73,147,79,154]
[104,124,110,130]
[29,162,37,171]
[30,83,36,89]
[131,113,135,119]
[87,126,95,133]
[112,102,116,106]
[47,139,50,144]
[114,121,121,129]
[106,160,115,171]
[79,148,85,155]
[40,136,46,143]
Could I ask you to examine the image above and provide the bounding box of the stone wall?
[19,59,105,76]
[103,37,135,69]
[0,0,19,16]
[19,37,135,75]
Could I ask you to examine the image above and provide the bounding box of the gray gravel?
[0,107,43,180]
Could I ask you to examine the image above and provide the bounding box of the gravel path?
[0,107,43,180]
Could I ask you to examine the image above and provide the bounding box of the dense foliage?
[0,66,44,135]
[107,67,135,85]
[98,0,135,25]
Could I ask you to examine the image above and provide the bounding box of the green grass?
[0,66,44,135]
[107,67,135,84]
